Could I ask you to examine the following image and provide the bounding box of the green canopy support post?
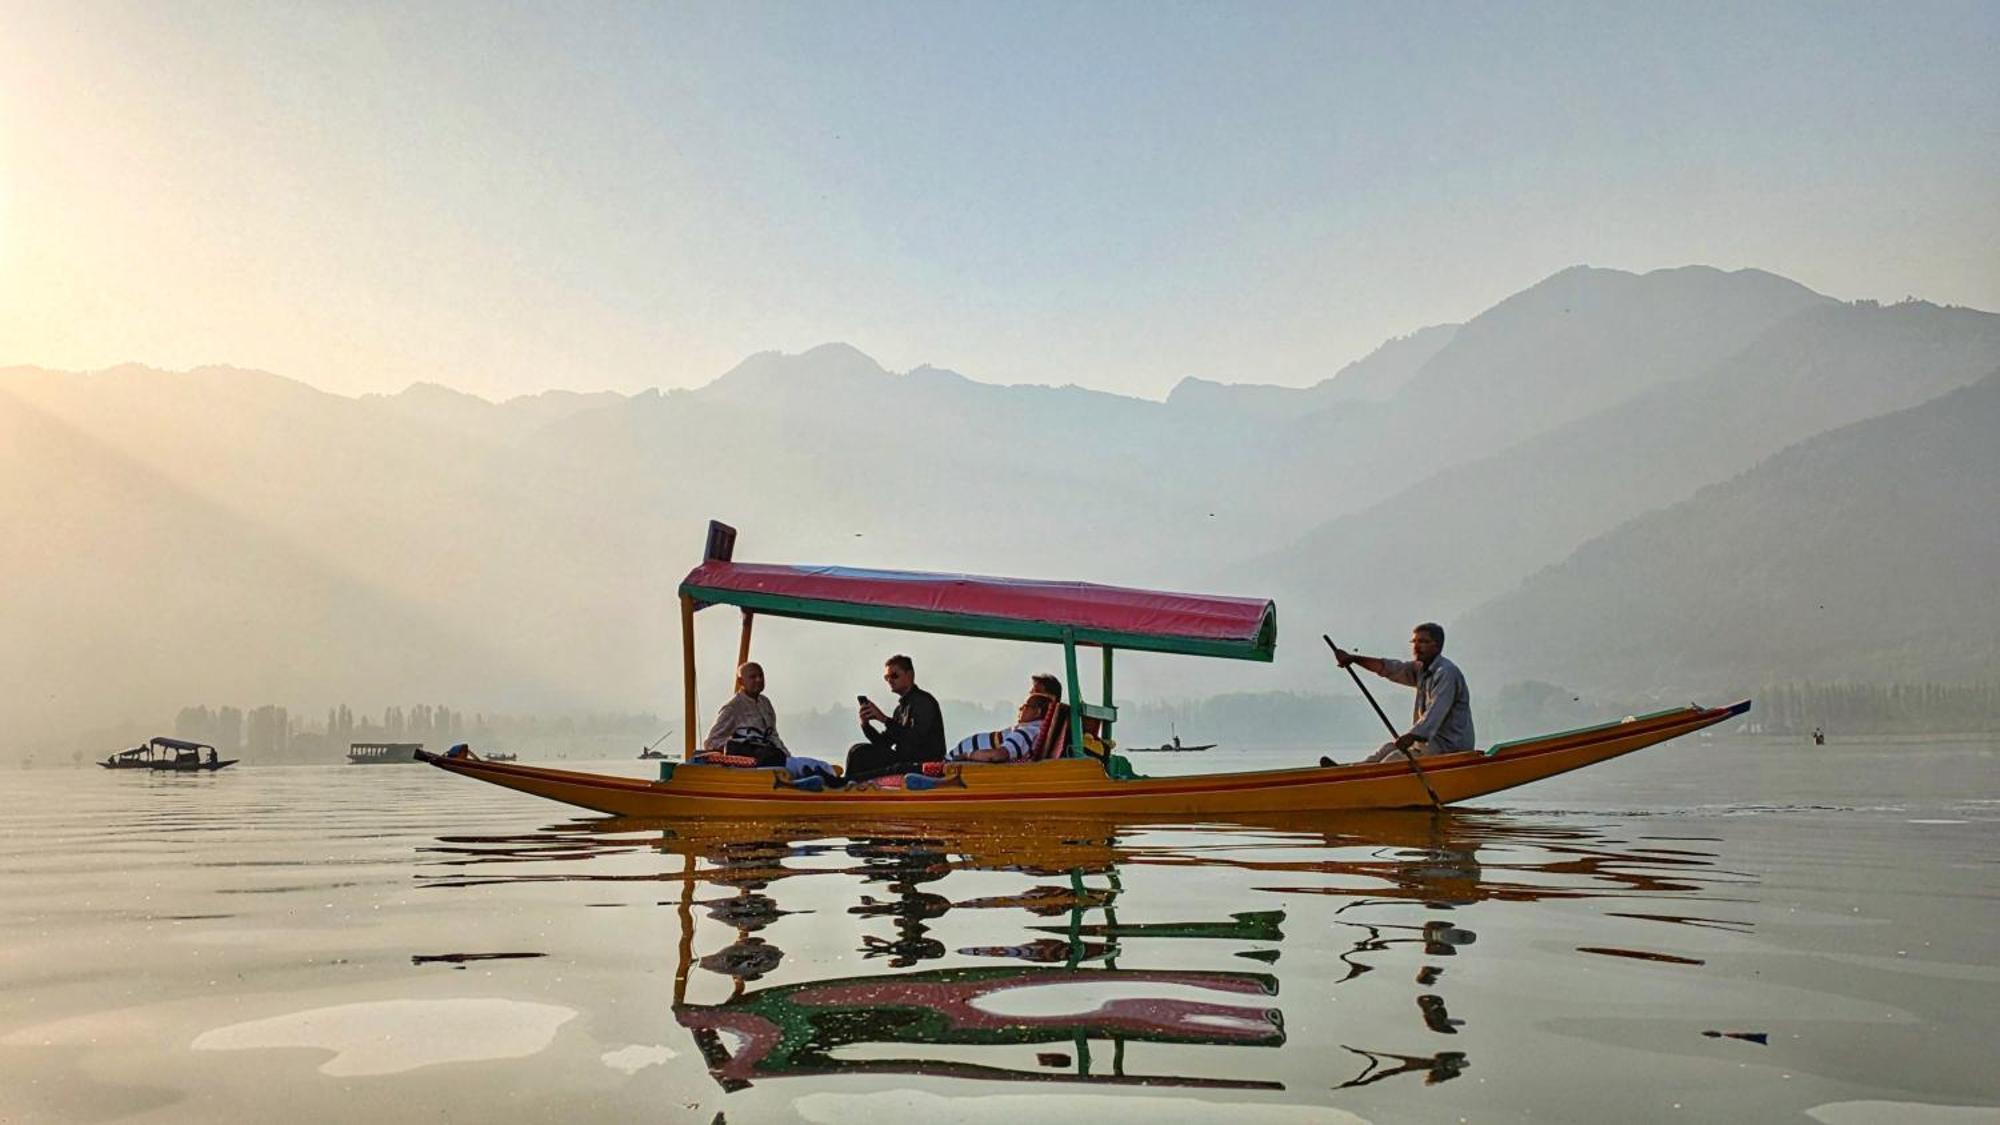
[1062,631,1085,758]
[1102,866,1123,969]
[1066,870,1087,969]
[1100,646,1115,741]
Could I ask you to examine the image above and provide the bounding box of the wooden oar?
[1323,634,1443,809]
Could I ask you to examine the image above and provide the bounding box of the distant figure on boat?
[1811,726,1826,746]
[845,654,946,783]
[1329,623,1475,763]
[945,674,1062,764]
[1130,722,1216,753]
[637,729,674,760]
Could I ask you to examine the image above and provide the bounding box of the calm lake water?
[4,736,1996,1124]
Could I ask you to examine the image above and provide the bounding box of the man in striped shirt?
[946,674,1062,763]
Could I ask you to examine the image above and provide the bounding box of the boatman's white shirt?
[1376,655,1476,752]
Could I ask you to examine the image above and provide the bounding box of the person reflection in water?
[848,837,951,966]
[1337,1046,1470,1087]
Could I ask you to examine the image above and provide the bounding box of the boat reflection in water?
[679,964,1283,1090]
[419,809,1744,1096]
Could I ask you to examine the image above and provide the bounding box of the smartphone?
[856,694,870,706]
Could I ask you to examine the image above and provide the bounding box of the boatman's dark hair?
[886,654,914,675]
[1415,622,1445,646]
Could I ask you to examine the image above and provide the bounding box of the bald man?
[702,663,839,789]
[703,661,788,763]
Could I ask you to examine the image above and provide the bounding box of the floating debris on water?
[1576,946,1707,965]
[410,951,547,966]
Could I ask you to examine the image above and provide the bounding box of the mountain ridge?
[4,263,1992,751]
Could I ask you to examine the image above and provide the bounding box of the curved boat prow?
[416,749,670,816]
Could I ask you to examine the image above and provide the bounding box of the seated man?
[1325,623,1475,766]
[703,661,789,763]
[703,662,837,788]
[944,674,1063,764]
[843,654,946,784]
[900,676,1062,792]
[943,697,1051,764]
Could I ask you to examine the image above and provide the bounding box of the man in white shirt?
[703,662,787,758]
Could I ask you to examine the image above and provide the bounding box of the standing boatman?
[1326,623,1476,764]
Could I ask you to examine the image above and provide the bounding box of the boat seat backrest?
[1029,702,1070,761]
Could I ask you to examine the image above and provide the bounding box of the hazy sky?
[3,1,1995,400]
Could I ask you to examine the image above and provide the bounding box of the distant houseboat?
[347,742,423,765]
[101,736,236,772]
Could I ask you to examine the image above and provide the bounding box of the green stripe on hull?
[1484,705,1698,756]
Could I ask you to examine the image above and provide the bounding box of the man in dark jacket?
[843,653,946,783]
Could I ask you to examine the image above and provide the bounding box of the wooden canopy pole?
[680,593,698,760]
[735,609,755,678]
[673,851,696,1006]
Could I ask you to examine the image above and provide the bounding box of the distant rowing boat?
[100,736,236,772]
[1127,731,1216,753]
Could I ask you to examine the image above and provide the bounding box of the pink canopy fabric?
[680,561,1275,653]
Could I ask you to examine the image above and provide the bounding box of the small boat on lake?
[347,742,423,765]
[1128,727,1216,753]
[100,736,236,772]
[484,752,517,763]
[422,521,1747,817]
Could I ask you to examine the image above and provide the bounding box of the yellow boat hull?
[418,702,1747,818]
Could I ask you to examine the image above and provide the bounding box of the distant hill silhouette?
[1243,299,2000,659]
[1456,368,2000,694]
[1164,322,1460,421]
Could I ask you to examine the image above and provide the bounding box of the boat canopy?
[679,561,1277,661]
[149,736,213,752]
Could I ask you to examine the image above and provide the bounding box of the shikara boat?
[421,521,1748,817]
[1128,731,1216,753]
[100,736,236,772]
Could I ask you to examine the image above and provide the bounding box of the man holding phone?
[842,653,945,784]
